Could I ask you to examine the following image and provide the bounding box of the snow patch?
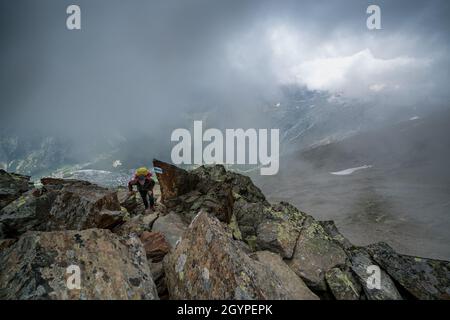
[112,160,122,168]
[73,169,112,175]
[330,165,372,176]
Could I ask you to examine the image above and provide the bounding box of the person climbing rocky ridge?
[0,160,449,300]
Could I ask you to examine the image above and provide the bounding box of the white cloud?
[264,25,432,100]
[369,83,386,92]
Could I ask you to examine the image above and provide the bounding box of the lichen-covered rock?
[256,220,300,259]
[228,213,242,240]
[325,267,362,300]
[175,186,234,224]
[287,216,348,292]
[0,190,57,238]
[152,213,188,248]
[0,179,124,238]
[0,228,158,300]
[233,199,269,238]
[164,211,311,299]
[140,231,171,262]
[234,200,306,240]
[319,220,353,250]
[252,251,319,300]
[192,165,267,204]
[367,242,450,300]
[0,170,32,210]
[197,183,234,224]
[347,247,402,300]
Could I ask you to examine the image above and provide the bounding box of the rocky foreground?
[0,164,449,300]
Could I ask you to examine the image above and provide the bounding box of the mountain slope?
[255,108,450,260]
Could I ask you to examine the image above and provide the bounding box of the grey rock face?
[0,169,31,210]
[367,242,450,300]
[0,178,124,238]
[348,247,403,300]
[0,228,158,300]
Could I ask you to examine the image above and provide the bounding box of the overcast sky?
[1,0,449,141]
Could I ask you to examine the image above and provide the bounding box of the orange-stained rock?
[140,231,171,262]
[152,159,198,203]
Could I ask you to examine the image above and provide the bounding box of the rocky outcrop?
[251,251,319,300]
[192,165,267,204]
[1,162,449,300]
[153,159,199,203]
[154,160,234,224]
[234,200,305,243]
[152,160,450,300]
[347,247,403,300]
[287,216,348,292]
[367,242,450,300]
[0,178,125,238]
[164,211,313,299]
[256,220,300,259]
[0,169,32,210]
[0,229,158,299]
[232,199,268,239]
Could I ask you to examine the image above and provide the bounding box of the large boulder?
[0,178,125,238]
[153,160,233,223]
[367,242,450,300]
[232,199,269,239]
[0,170,32,210]
[252,251,319,300]
[192,165,267,204]
[0,190,55,238]
[234,200,306,241]
[0,228,158,299]
[152,159,199,203]
[152,213,188,248]
[347,247,403,300]
[287,216,348,292]
[256,220,300,259]
[164,211,313,299]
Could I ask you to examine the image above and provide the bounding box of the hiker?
[128,167,155,211]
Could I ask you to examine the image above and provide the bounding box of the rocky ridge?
[0,160,449,300]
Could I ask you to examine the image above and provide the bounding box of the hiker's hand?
[128,191,136,196]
